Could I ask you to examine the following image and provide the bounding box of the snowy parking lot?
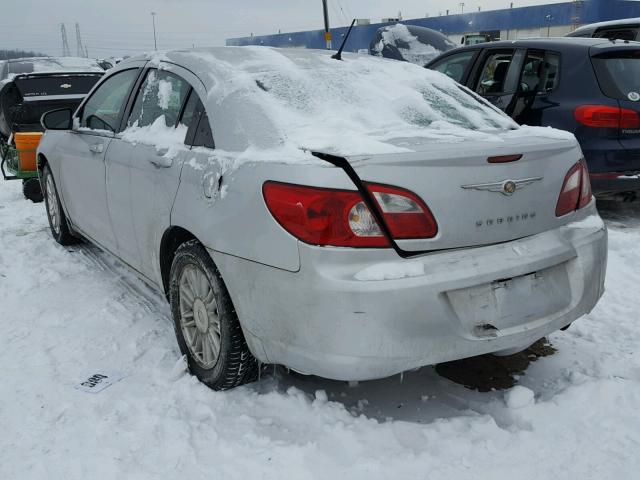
[1,178,639,479]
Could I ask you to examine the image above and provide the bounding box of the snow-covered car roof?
[1,57,105,81]
[570,17,640,35]
[125,47,520,157]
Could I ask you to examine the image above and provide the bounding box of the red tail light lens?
[556,160,592,217]
[574,105,640,129]
[578,160,593,209]
[263,182,389,248]
[366,183,438,239]
[263,182,438,247]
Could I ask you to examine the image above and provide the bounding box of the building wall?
[227,0,640,51]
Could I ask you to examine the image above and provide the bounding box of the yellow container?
[14,132,43,172]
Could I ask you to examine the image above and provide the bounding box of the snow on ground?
[1,179,640,479]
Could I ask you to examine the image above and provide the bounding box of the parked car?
[426,38,640,200]
[0,57,105,200]
[567,17,640,41]
[370,24,457,65]
[38,47,606,390]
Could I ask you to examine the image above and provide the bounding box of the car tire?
[42,165,79,245]
[22,178,43,203]
[169,240,259,390]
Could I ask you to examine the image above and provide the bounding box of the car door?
[57,67,140,252]
[469,48,526,114]
[510,50,562,126]
[104,64,204,283]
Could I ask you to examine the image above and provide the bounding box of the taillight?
[556,160,592,217]
[263,181,438,247]
[263,182,389,248]
[366,183,438,239]
[574,105,640,129]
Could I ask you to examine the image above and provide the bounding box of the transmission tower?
[61,24,71,56]
[571,0,584,31]
[75,23,88,57]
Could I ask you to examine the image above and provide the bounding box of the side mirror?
[41,108,73,131]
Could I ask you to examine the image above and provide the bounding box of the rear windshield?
[5,58,104,78]
[592,51,640,100]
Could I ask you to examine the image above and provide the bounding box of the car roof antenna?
[332,19,356,61]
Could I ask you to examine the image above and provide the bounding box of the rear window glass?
[592,51,640,100]
[595,29,638,41]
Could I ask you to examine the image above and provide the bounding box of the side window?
[192,107,215,149]
[540,53,560,93]
[519,51,560,94]
[80,69,139,132]
[128,69,191,128]
[430,51,476,83]
[179,90,205,145]
[476,51,518,95]
[596,29,637,41]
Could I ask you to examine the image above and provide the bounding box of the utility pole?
[459,3,465,14]
[322,0,332,50]
[61,24,71,57]
[151,12,158,50]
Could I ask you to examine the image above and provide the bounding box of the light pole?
[322,0,332,50]
[151,12,157,50]
[460,2,465,14]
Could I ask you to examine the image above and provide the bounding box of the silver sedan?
[37,47,607,390]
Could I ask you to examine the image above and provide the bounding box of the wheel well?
[159,227,199,298]
[37,153,48,172]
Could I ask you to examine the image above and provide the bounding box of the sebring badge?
[461,177,543,196]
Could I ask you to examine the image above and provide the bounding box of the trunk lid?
[344,132,583,252]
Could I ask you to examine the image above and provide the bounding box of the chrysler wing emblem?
[461,177,543,196]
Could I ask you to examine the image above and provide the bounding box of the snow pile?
[372,23,443,65]
[505,386,535,409]
[121,115,189,161]
[157,78,173,110]
[1,181,640,478]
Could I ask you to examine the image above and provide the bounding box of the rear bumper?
[590,173,640,197]
[212,208,608,381]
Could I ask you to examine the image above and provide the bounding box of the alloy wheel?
[178,264,221,369]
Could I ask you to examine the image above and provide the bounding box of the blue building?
[227,0,640,51]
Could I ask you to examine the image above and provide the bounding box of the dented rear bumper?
[212,206,607,381]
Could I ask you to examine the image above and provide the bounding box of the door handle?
[89,143,104,154]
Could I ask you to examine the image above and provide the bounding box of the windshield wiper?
[332,19,356,61]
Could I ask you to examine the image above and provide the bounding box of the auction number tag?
[75,372,125,394]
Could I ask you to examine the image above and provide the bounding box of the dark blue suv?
[426,38,640,200]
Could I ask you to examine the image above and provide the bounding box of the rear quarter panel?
[171,154,357,273]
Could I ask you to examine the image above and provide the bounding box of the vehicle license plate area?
[446,263,571,335]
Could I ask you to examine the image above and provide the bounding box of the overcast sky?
[1,0,565,58]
